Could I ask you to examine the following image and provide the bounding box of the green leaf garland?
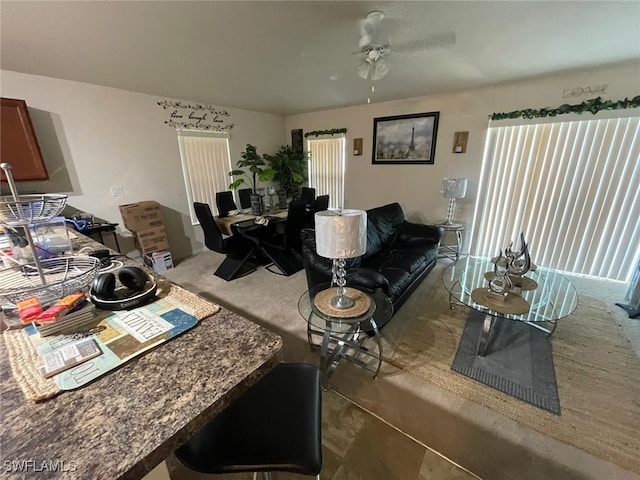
[304,128,347,138]
[490,96,640,121]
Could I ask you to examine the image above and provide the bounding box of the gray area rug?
[451,311,561,414]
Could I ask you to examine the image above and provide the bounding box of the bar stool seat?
[175,363,322,479]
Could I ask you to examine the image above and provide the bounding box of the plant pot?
[250,194,263,216]
[278,190,288,209]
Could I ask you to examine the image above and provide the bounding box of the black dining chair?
[313,194,329,213]
[300,186,316,207]
[175,363,322,480]
[304,194,330,228]
[193,202,257,281]
[215,191,237,218]
[238,188,253,209]
[256,200,307,276]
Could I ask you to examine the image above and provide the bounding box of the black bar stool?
[175,363,322,480]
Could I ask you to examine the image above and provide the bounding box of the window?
[471,115,640,281]
[177,131,232,224]
[306,135,345,209]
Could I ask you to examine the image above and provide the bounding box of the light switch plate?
[110,185,124,197]
[453,131,469,154]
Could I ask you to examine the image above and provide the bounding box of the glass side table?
[429,221,466,261]
[298,283,393,389]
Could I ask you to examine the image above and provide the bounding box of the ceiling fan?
[356,11,456,81]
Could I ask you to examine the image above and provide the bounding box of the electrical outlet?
[110,185,124,197]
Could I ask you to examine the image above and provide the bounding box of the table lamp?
[315,209,367,309]
[441,177,467,225]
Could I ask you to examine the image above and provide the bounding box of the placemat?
[471,288,530,314]
[3,282,219,402]
[314,287,372,318]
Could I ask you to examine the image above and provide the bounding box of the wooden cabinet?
[1,97,48,181]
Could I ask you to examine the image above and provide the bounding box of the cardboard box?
[144,250,174,274]
[119,201,164,232]
[133,225,169,254]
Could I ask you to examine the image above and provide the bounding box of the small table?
[298,284,393,389]
[215,209,288,236]
[442,256,577,356]
[429,221,465,261]
[83,222,121,252]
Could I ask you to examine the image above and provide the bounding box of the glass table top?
[298,283,393,331]
[442,256,578,323]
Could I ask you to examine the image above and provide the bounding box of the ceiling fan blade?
[359,10,385,37]
[394,32,456,54]
[359,11,391,50]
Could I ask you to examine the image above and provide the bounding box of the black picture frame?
[291,128,303,155]
[372,111,439,164]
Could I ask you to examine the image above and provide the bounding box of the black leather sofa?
[300,202,443,330]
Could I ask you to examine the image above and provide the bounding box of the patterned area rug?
[388,280,640,474]
[451,310,560,414]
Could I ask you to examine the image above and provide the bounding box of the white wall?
[2,63,637,261]
[284,61,640,250]
[1,71,286,260]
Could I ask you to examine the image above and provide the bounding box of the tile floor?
[164,251,639,480]
[166,389,478,480]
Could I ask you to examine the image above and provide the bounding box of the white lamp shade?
[315,210,367,259]
[441,177,468,199]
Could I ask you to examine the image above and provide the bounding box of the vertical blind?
[177,131,232,223]
[307,136,345,210]
[470,116,640,281]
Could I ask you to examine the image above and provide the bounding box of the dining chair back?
[194,202,257,281]
[312,195,329,213]
[283,200,308,253]
[194,202,226,253]
[300,187,316,207]
[238,188,253,209]
[216,191,237,218]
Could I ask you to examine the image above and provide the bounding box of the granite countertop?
[0,234,283,479]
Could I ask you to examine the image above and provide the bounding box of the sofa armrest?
[399,221,443,244]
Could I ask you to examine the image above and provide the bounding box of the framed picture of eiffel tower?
[372,111,439,164]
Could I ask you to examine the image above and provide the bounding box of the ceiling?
[1,1,639,116]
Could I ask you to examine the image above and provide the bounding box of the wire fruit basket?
[1,163,98,308]
[0,256,101,306]
[0,194,68,226]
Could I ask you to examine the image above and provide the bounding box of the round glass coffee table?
[442,256,578,356]
[298,283,393,389]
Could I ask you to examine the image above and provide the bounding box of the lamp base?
[331,294,354,309]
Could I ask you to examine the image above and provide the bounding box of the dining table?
[214,208,288,236]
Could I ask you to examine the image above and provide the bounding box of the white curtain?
[177,131,232,223]
[470,115,640,281]
[307,135,345,209]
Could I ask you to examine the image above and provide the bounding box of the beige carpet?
[388,280,640,474]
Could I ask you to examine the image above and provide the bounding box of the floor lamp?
[441,177,467,225]
[315,209,367,309]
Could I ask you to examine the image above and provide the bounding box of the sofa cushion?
[362,203,405,261]
[376,267,413,301]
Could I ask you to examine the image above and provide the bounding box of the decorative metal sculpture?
[505,232,531,277]
[488,250,513,300]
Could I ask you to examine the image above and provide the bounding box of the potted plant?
[229,144,271,215]
[263,145,309,208]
